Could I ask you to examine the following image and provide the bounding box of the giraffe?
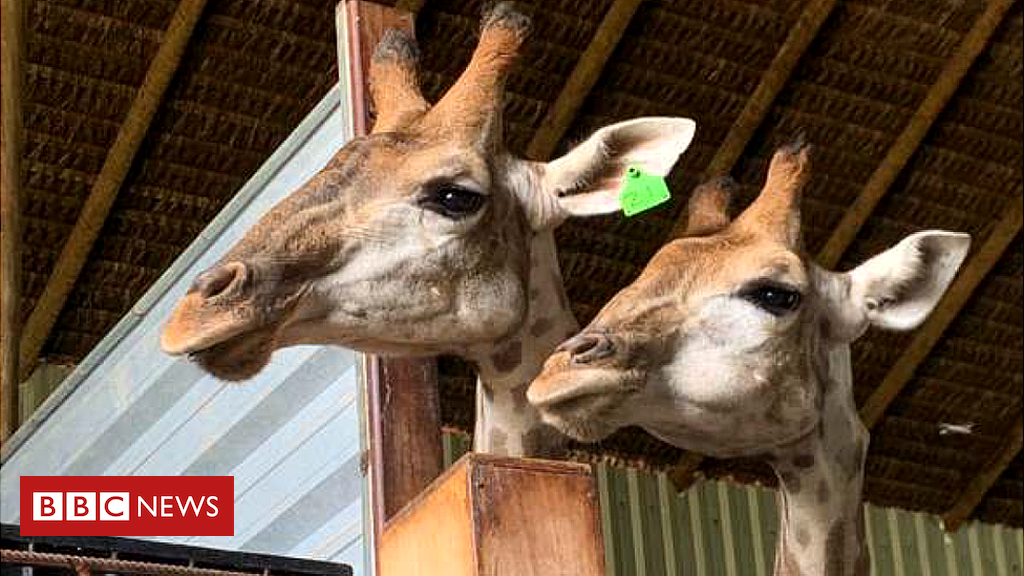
[527,140,970,575]
[159,4,697,457]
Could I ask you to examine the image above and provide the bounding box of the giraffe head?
[528,139,970,457]
[160,3,696,381]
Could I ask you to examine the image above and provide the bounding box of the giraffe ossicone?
[528,140,970,575]
[159,3,697,457]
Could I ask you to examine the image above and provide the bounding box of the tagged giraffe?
[160,4,697,457]
[528,140,970,575]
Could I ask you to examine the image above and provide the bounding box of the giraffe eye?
[421,185,486,219]
[741,282,802,316]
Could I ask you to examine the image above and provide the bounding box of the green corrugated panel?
[973,522,1001,575]
[597,464,620,576]
[656,475,681,576]
[948,521,971,574]
[724,482,757,576]
[697,481,727,576]
[1001,524,1024,576]
[896,507,924,576]
[870,505,897,575]
[757,484,779,568]
[922,511,953,576]
[609,467,639,575]
[673,476,701,575]
[637,470,667,574]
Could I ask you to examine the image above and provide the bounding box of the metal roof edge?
[1,85,344,464]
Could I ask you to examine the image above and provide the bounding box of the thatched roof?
[7,0,1021,529]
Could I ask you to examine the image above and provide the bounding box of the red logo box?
[20,476,233,536]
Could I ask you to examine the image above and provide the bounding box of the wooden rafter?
[17,0,209,381]
[1,0,26,441]
[666,0,840,488]
[525,0,645,161]
[667,0,839,239]
[816,0,1017,269]
[860,194,1023,429]
[942,414,1023,532]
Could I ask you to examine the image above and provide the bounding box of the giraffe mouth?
[186,330,276,382]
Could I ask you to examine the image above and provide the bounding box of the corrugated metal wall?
[445,433,1024,576]
[0,84,369,574]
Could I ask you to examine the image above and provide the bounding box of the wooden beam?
[666,0,839,484]
[394,0,429,14]
[942,414,1023,532]
[860,193,1023,429]
[336,0,444,559]
[1,0,26,442]
[17,0,209,380]
[525,0,645,161]
[816,0,1016,269]
[667,0,839,239]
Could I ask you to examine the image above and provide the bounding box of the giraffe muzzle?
[160,261,259,356]
[558,332,616,365]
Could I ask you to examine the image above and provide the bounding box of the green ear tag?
[619,166,671,217]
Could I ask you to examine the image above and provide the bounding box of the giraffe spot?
[816,478,830,505]
[792,453,815,469]
[489,428,508,454]
[795,524,811,548]
[491,340,523,373]
[530,317,555,337]
[825,520,846,575]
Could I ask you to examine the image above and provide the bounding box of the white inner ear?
[539,117,696,221]
[850,230,970,331]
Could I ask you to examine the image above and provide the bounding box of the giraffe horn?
[369,29,429,133]
[426,2,530,144]
[684,176,735,236]
[735,135,811,247]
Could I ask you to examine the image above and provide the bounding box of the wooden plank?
[17,0,209,380]
[335,0,443,556]
[666,0,839,239]
[859,194,1023,429]
[525,0,645,160]
[816,0,1016,269]
[942,415,1023,532]
[1,0,25,441]
[380,454,605,576]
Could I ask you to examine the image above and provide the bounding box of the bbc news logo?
[21,476,233,536]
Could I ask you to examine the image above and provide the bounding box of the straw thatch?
[9,0,1022,528]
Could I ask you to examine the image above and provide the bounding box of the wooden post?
[1,0,26,442]
[335,0,444,559]
[380,454,605,576]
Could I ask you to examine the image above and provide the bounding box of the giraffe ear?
[827,231,970,340]
[540,117,696,220]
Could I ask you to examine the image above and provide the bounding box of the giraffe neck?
[770,345,870,576]
[465,229,579,456]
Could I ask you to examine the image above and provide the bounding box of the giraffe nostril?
[191,262,247,300]
[558,333,616,365]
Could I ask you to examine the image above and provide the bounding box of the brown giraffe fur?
[160,4,697,457]
[528,141,970,575]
